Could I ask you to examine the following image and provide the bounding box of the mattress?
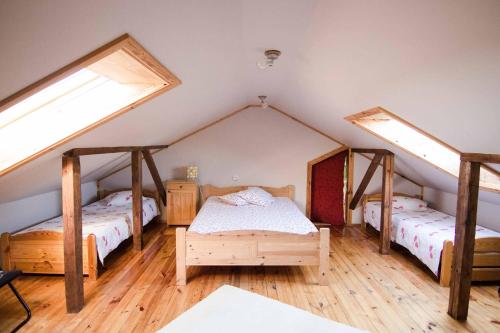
[364,202,500,275]
[364,201,399,240]
[16,197,159,263]
[188,196,318,235]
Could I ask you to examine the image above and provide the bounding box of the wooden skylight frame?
[345,107,500,193]
[0,34,181,177]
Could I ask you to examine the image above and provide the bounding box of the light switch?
[232,175,239,182]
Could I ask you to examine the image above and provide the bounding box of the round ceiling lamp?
[257,49,282,69]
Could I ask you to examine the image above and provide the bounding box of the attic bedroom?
[0,1,499,332]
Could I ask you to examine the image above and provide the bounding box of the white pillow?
[218,192,249,206]
[392,196,427,211]
[104,191,133,206]
[237,187,274,206]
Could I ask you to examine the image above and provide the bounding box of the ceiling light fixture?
[258,95,268,109]
[257,49,282,69]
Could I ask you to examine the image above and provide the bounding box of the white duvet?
[16,197,159,263]
[364,202,500,275]
[189,196,318,235]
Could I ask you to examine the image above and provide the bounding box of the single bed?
[0,189,160,280]
[176,185,330,286]
[363,193,500,286]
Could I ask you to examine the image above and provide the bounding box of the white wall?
[101,107,342,212]
[0,181,97,234]
[424,187,500,232]
[101,107,422,222]
[351,154,422,224]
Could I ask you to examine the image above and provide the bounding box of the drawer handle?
[179,185,183,189]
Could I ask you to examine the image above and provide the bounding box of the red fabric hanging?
[311,150,347,225]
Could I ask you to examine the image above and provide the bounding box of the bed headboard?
[362,192,423,207]
[200,184,295,205]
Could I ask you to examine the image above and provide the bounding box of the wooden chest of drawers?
[166,180,198,226]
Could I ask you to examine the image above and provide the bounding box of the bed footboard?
[0,231,99,280]
[440,238,500,287]
[175,227,330,286]
[439,241,454,286]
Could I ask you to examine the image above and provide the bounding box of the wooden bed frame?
[363,193,500,287]
[0,189,161,280]
[176,185,330,286]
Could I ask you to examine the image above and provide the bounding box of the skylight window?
[0,35,180,176]
[346,107,500,192]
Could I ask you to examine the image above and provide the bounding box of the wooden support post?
[448,160,480,320]
[131,151,143,251]
[349,154,383,210]
[345,149,354,225]
[380,154,394,254]
[142,149,166,205]
[62,155,84,313]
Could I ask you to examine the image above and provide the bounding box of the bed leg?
[318,228,330,286]
[1,233,12,271]
[87,235,98,281]
[176,228,187,286]
[361,196,367,232]
[440,240,453,287]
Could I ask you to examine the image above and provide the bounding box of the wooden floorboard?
[1,223,499,332]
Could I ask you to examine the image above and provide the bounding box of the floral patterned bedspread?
[364,202,500,275]
[16,197,159,263]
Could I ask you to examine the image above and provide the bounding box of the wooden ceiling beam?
[64,145,169,157]
[461,153,500,164]
[142,149,166,205]
[349,153,384,210]
[351,148,394,155]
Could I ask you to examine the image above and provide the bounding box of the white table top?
[158,285,368,333]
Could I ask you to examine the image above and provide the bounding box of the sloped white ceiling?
[0,0,499,205]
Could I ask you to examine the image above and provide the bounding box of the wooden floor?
[1,223,499,333]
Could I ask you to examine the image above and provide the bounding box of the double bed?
[0,190,160,280]
[176,185,330,286]
[363,193,500,286]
